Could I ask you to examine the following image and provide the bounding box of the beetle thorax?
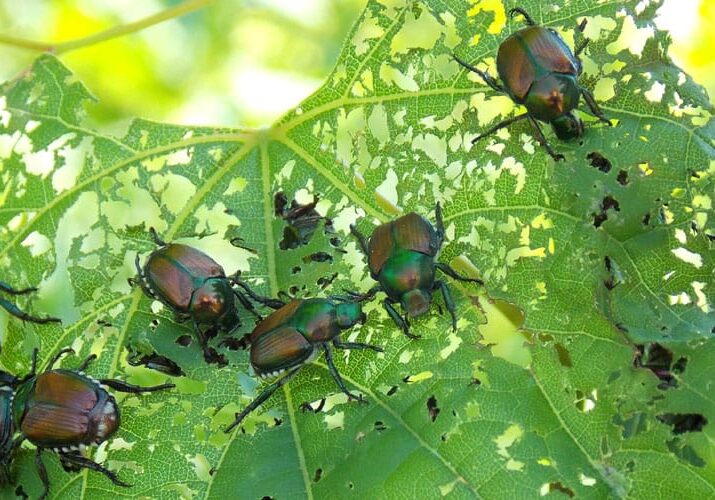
[190,278,232,322]
[525,73,580,122]
[379,250,435,298]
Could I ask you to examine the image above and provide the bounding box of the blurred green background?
[0,0,711,132]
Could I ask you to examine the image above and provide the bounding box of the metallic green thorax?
[379,250,436,318]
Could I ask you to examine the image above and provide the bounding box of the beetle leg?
[580,87,612,125]
[148,227,167,247]
[99,378,175,393]
[47,347,75,369]
[383,299,420,339]
[349,224,370,256]
[341,286,380,303]
[233,289,262,319]
[232,279,286,310]
[508,7,536,26]
[131,254,157,300]
[35,448,50,500]
[225,366,301,433]
[434,202,445,244]
[526,116,565,161]
[452,54,505,93]
[472,113,530,145]
[333,337,384,353]
[0,297,61,325]
[434,280,458,331]
[76,353,98,372]
[59,451,131,487]
[322,344,364,403]
[0,280,38,295]
[436,262,484,285]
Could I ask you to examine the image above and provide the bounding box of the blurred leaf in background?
[0,0,366,128]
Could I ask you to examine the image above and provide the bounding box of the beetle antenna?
[508,7,536,26]
[148,227,166,247]
[47,348,75,369]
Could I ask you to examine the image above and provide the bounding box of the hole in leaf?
[554,343,572,367]
[176,335,192,347]
[642,213,651,226]
[427,395,440,422]
[374,421,387,432]
[574,389,597,413]
[625,460,635,473]
[303,251,333,264]
[300,399,326,413]
[262,496,274,500]
[274,191,333,249]
[657,413,707,434]
[587,152,612,173]
[613,411,648,438]
[14,486,28,499]
[291,266,301,274]
[386,385,398,396]
[617,169,629,185]
[317,273,338,290]
[633,343,686,390]
[126,349,184,377]
[603,256,625,290]
[593,196,620,228]
[470,378,482,387]
[274,418,283,427]
[666,438,706,467]
[540,482,575,498]
[314,469,323,482]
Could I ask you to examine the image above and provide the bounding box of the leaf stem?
[0,0,214,55]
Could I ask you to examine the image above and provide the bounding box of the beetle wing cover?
[367,222,396,276]
[146,244,225,310]
[164,244,225,277]
[393,213,439,257]
[368,213,438,274]
[250,326,313,374]
[20,371,98,445]
[497,26,578,100]
[251,300,303,339]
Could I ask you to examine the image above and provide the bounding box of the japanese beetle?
[0,280,60,325]
[454,7,611,161]
[224,294,381,432]
[3,348,174,499]
[130,228,260,362]
[350,204,482,338]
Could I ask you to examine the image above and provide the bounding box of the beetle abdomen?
[251,326,314,376]
[497,26,578,101]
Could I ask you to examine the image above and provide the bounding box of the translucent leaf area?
[1,0,713,498]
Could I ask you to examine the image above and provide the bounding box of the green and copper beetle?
[0,280,60,326]
[130,228,261,362]
[350,204,482,338]
[453,7,611,161]
[2,348,174,499]
[225,294,381,432]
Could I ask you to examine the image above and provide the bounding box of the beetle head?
[551,111,584,140]
[401,289,432,318]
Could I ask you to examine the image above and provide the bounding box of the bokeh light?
[0,0,711,131]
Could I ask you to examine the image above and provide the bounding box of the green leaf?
[1,0,713,498]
